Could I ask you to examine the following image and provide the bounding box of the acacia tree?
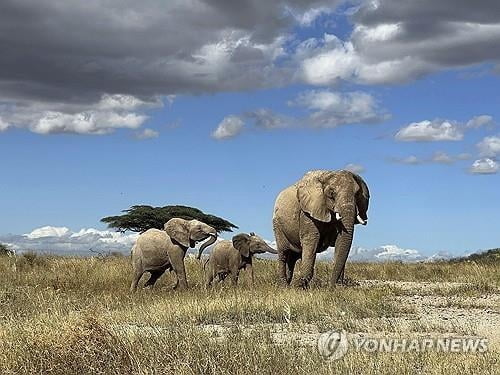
[101,205,238,233]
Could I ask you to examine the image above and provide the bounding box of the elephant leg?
[278,253,288,284]
[205,265,215,288]
[286,251,300,284]
[169,246,188,290]
[218,272,228,282]
[130,270,143,292]
[144,269,165,289]
[298,215,320,289]
[274,222,290,284]
[230,270,240,286]
[246,263,254,285]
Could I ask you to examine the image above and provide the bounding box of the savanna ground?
[0,253,499,374]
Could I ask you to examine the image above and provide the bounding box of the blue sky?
[0,0,499,257]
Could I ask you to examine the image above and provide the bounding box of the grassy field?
[0,253,499,374]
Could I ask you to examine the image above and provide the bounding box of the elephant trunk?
[196,234,217,260]
[265,244,278,254]
[331,209,355,286]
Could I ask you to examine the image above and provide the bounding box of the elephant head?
[296,170,369,284]
[232,232,277,258]
[164,218,217,257]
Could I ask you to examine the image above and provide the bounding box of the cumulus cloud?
[0,226,139,255]
[466,115,494,129]
[395,120,463,142]
[293,90,389,127]
[477,135,500,157]
[469,158,499,174]
[350,245,425,262]
[134,128,159,140]
[431,151,454,164]
[315,244,450,262]
[0,0,344,112]
[0,116,10,131]
[246,109,290,129]
[344,163,365,174]
[0,94,157,135]
[299,1,500,86]
[212,89,388,139]
[390,155,423,165]
[211,115,245,140]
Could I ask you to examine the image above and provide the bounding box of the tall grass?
[0,255,498,374]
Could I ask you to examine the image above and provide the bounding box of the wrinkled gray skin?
[204,233,277,287]
[130,218,217,291]
[273,170,369,288]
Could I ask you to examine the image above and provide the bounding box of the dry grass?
[0,255,498,374]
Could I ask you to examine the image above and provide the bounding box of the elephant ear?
[297,176,331,222]
[351,172,370,221]
[164,218,190,247]
[232,233,250,258]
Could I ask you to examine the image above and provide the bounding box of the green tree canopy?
[101,205,238,233]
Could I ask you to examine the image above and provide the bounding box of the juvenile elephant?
[273,170,369,288]
[204,232,276,287]
[130,218,217,291]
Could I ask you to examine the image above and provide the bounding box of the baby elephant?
[204,232,276,287]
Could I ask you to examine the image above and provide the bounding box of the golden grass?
[0,255,498,374]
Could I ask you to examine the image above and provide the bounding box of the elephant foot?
[342,276,359,286]
[173,282,188,290]
[330,276,359,287]
[297,278,310,289]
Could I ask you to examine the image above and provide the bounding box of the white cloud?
[212,89,388,140]
[293,90,388,127]
[298,33,432,86]
[477,135,500,157]
[26,226,71,239]
[30,110,147,135]
[297,2,500,86]
[2,94,155,135]
[391,155,422,165]
[134,128,159,140]
[466,115,494,129]
[291,6,334,26]
[1,226,139,255]
[246,109,289,129]
[431,151,454,164]
[344,163,365,174]
[211,115,245,140]
[0,116,10,131]
[469,158,499,174]
[98,94,159,111]
[349,244,445,262]
[315,244,450,263]
[395,120,463,142]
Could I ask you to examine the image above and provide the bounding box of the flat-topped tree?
[101,205,238,233]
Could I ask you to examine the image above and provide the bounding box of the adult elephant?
[130,218,217,291]
[272,170,369,288]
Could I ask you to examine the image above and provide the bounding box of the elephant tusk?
[356,215,367,225]
[335,212,342,221]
